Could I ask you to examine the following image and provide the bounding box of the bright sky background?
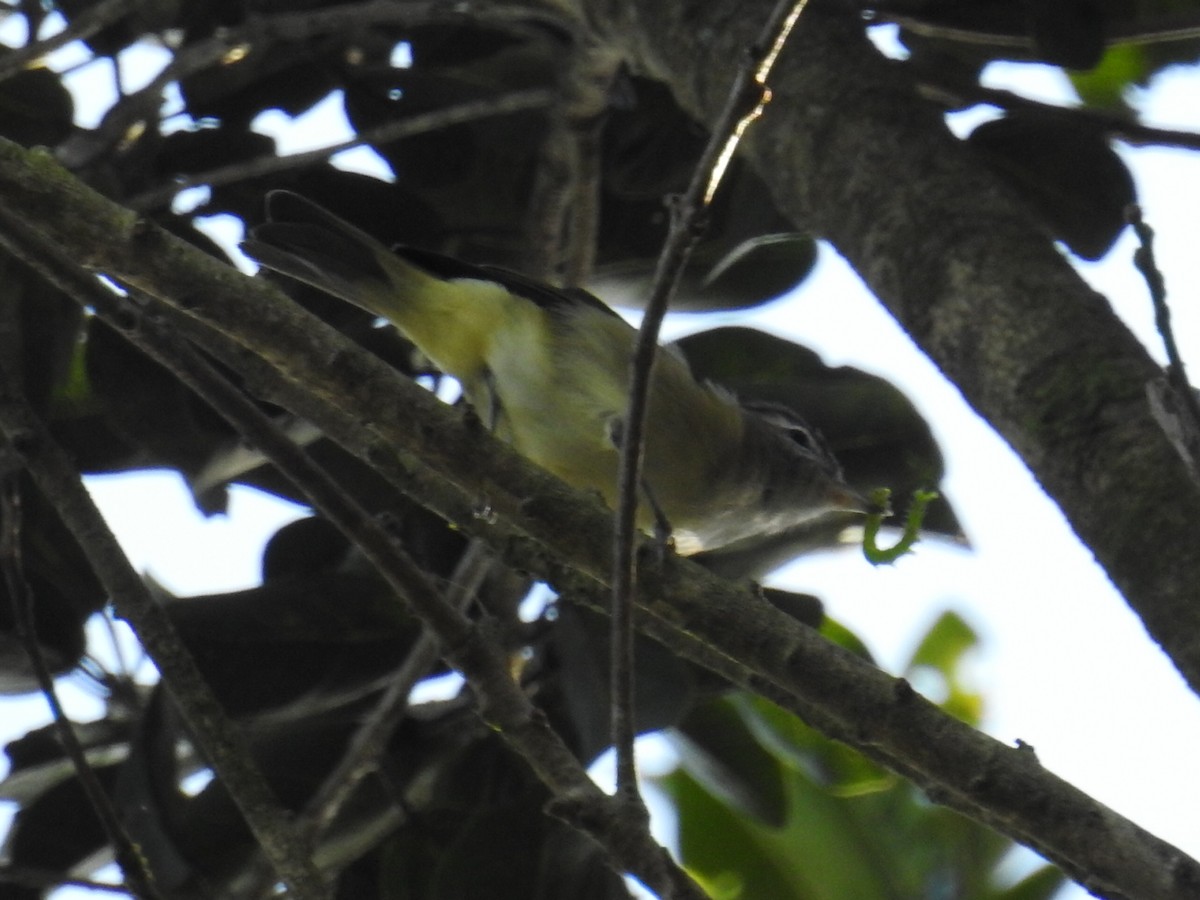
[2,16,1199,900]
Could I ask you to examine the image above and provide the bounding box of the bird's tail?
[241,190,441,323]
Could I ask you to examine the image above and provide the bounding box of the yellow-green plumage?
[243,191,863,554]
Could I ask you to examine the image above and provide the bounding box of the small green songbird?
[242,191,866,555]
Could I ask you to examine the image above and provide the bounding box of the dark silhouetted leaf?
[968,111,1136,259]
[681,327,959,577]
[549,602,697,762]
[1027,1,1106,70]
[0,66,74,147]
[0,476,105,693]
[156,125,277,180]
[593,78,816,311]
[0,762,118,897]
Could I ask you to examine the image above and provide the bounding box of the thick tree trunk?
[607,1,1200,693]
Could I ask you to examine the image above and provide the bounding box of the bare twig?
[1129,208,1195,404]
[0,203,705,898]
[0,865,135,895]
[1128,205,1200,479]
[0,0,137,83]
[128,89,557,211]
[0,209,331,900]
[609,0,813,807]
[867,6,1200,49]
[3,137,1199,898]
[917,78,1200,151]
[303,540,495,838]
[0,477,162,900]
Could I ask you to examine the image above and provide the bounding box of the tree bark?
[0,107,1197,900]
[606,1,1200,693]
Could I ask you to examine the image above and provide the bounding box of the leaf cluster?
[0,1,1197,898]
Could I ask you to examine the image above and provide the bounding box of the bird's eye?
[783,423,820,454]
[742,400,832,460]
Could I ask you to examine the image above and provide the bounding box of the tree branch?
[127,89,557,212]
[917,77,1200,152]
[611,3,1200,697]
[0,475,162,900]
[0,0,137,82]
[0,148,701,900]
[0,133,1195,899]
[610,0,810,813]
[0,323,331,900]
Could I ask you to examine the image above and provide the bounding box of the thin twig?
[917,77,1200,151]
[1128,205,1200,466]
[54,0,574,172]
[0,477,162,900]
[609,0,813,808]
[128,89,557,212]
[1129,208,1188,388]
[0,209,331,900]
[0,866,135,895]
[867,5,1200,48]
[7,138,1198,897]
[0,0,137,83]
[0,206,705,898]
[298,539,495,848]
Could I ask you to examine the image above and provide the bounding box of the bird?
[241,191,867,555]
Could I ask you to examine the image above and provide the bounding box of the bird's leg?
[480,368,503,433]
[606,414,675,559]
[639,477,675,560]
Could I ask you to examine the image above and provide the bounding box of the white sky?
[2,17,1199,900]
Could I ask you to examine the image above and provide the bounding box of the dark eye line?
[741,399,832,461]
[784,424,818,450]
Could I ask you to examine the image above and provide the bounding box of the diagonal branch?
[0,133,1197,899]
[613,2,1200,698]
[0,306,331,899]
[0,0,138,83]
[0,152,701,900]
[0,476,162,900]
[127,89,557,212]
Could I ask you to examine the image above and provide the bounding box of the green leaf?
[905,610,978,675]
[817,617,876,663]
[1069,44,1148,108]
[734,694,893,797]
[665,766,899,900]
[905,611,984,726]
[662,614,1054,899]
[672,696,789,826]
[665,726,1032,900]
